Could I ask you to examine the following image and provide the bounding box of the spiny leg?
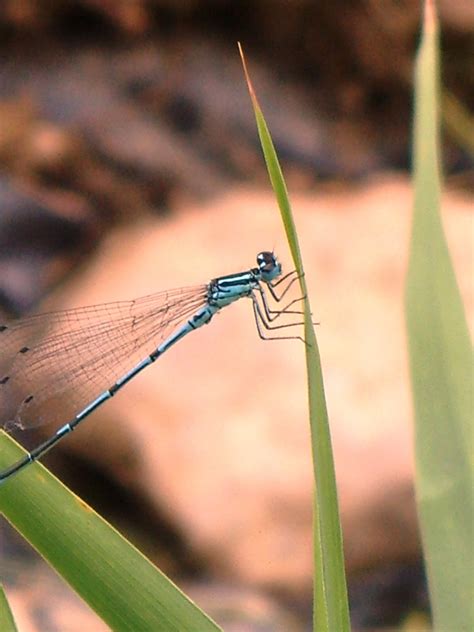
[257,285,305,322]
[261,275,319,327]
[266,270,301,302]
[251,296,306,343]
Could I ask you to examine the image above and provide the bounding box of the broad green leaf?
[405,3,473,630]
[0,585,18,632]
[0,433,221,632]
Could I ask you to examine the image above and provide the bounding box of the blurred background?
[0,2,472,631]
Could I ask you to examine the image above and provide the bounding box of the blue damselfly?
[0,252,305,483]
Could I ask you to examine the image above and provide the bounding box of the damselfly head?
[257,251,281,282]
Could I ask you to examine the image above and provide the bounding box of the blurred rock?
[11,179,471,599]
[0,177,97,314]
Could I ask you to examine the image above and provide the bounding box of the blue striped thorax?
[208,252,281,308]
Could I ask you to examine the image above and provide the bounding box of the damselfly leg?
[250,273,309,343]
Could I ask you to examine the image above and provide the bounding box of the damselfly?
[0,252,305,483]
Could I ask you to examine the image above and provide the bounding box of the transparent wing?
[0,285,208,429]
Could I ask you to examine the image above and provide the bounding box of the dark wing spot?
[0,376,9,385]
[0,325,7,332]
[19,346,30,354]
[24,395,34,404]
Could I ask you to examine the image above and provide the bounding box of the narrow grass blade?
[0,586,18,632]
[0,432,222,632]
[239,43,350,632]
[405,2,473,630]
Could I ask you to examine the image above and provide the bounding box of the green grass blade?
[239,44,350,632]
[0,585,18,632]
[0,433,222,632]
[405,3,473,631]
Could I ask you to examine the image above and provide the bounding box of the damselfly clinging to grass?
[0,252,306,483]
